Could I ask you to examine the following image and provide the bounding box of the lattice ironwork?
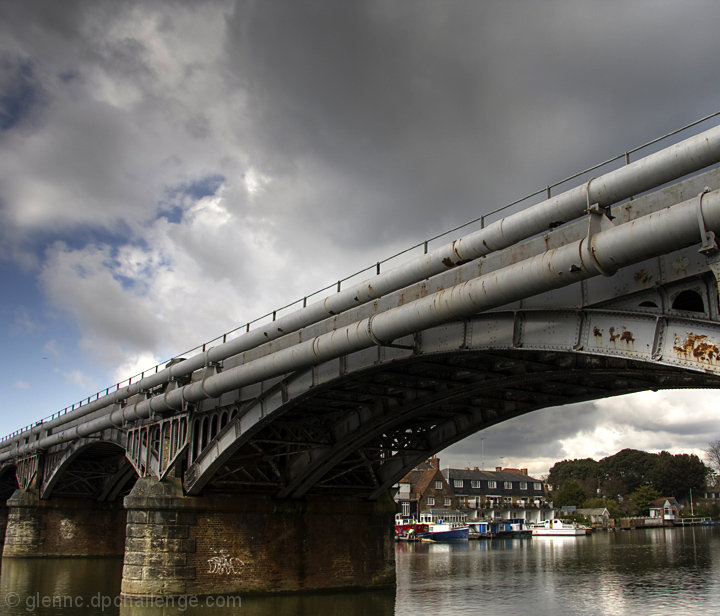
[126,414,189,479]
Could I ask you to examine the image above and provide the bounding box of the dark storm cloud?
[443,403,601,466]
[222,0,720,251]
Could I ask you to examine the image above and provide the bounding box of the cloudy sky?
[2,0,720,479]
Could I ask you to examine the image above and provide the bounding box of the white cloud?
[42,339,60,359]
[63,369,98,392]
[13,380,30,390]
[111,351,164,387]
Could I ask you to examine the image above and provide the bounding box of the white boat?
[530,519,589,536]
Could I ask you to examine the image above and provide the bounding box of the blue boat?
[425,523,470,541]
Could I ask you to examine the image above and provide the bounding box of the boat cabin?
[419,509,467,526]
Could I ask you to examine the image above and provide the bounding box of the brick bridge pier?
[0,479,396,596]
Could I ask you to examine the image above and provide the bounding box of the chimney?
[430,456,440,469]
[521,468,528,476]
[496,466,502,472]
[473,467,479,471]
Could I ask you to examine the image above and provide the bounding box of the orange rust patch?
[608,326,634,345]
[673,333,719,362]
[620,331,635,344]
[593,327,603,337]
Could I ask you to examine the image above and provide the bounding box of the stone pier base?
[2,489,126,558]
[122,477,396,597]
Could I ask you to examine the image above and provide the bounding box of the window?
[435,481,442,490]
[444,498,451,507]
[454,479,464,488]
[488,481,497,489]
[427,497,435,506]
[504,482,512,489]
[471,480,481,488]
[534,483,542,491]
[520,482,527,490]
[402,502,410,517]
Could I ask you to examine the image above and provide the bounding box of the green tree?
[598,449,656,494]
[552,480,586,508]
[583,496,620,518]
[630,485,659,516]
[648,451,707,501]
[547,458,600,496]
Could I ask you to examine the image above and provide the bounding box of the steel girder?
[183,296,720,498]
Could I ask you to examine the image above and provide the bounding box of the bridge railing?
[3,110,720,444]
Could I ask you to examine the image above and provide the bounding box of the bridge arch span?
[185,303,720,499]
[0,464,18,502]
[41,434,137,501]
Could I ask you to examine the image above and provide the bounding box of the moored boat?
[530,519,589,536]
[468,519,532,538]
[395,522,429,541]
[425,522,469,541]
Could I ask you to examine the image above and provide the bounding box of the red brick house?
[395,456,458,520]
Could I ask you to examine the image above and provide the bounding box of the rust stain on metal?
[620,330,635,344]
[608,327,634,345]
[633,269,653,284]
[593,327,603,338]
[673,333,719,362]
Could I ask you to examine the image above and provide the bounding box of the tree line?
[547,448,711,517]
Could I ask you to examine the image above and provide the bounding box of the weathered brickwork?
[122,477,396,597]
[0,505,7,548]
[2,489,126,557]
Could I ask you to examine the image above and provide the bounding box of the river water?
[0,526,717,615]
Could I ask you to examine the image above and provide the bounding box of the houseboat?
[468,519,532,538]
[468,520,499,538]
[530,519,589,536]
[425,522,469,541]
[419,510,469,541]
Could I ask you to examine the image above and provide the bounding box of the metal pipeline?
[5,187,720,461]
[6,123,720,449]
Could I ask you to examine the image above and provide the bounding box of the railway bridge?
[4,125,720,596]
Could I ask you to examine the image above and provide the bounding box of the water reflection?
[116,589,395,616]
[1,528,718,616]
[0,557,394,616]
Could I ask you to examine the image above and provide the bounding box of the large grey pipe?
[6,123,720,447]
[4,187,720,461]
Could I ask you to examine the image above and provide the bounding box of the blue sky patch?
[159,174,226,223]
[0,57,42,131]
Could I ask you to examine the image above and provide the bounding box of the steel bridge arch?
[40,431,137,501]
[0,463,18,501]
[184,289,720,499]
